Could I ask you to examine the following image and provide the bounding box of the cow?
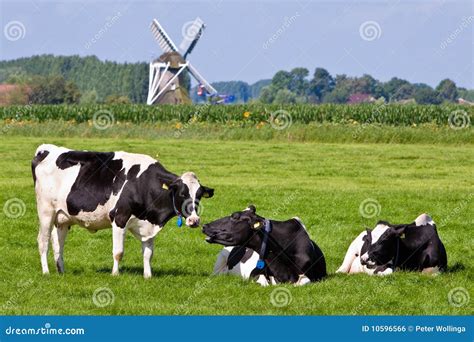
[213,246,259,279]
[202,205,327,286]
[336,214,447,275]
[32,144,214,278]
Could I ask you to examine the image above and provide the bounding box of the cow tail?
[31,147,50,184]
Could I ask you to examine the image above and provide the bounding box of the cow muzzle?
[360,253,376,268]
[186,215,200,228]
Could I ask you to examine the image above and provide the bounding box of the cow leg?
[51,225,68,273]
[37,210,55,275]
[142,238,155,279]
[112,223,127,276]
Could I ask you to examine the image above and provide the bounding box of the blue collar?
[171,193,183,228]
[256,219,272,270]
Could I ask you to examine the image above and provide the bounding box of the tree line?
[0,55,148,104]
[259,67,473,104]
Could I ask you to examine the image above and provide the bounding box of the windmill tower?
[147,18,217,105]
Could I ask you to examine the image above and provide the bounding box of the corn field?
[1,104,472,126]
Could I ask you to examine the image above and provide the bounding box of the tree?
[392,83,415,101]
[414,87,442,104]
[310,67,334,102]
[289,67,309,96]
[64,81,81,103]
[259,86,276,104]
[271,70,293,90]
[321,74,350,103]
[28,75,81,104]
[322,87,349,103]
[436,79,458,102]
[273,89,297,104]
[80,89,98,104]
[383,77,411,101]
[249,79,271,98]
[457,88,474,102]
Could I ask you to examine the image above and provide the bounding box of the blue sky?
[0,0,473,88]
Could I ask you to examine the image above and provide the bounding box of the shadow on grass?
[95,266,209,277]
[446,262,465,273]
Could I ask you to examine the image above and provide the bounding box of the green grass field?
[0,130,472,315]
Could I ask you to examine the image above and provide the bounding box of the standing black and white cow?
[32,144,214,278]
[203,205,327,286]
[336,214,447,275]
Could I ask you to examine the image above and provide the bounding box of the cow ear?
[364,228,372,242]
[168,180,180,192]
[201,186,214,198]
[392,225,406,237]
[251,217,265,230]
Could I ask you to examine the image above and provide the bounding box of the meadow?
[0,116,472,316]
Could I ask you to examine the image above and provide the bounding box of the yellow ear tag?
[400,233,406,239]
[253,222,261,229]
[162,183,169,190]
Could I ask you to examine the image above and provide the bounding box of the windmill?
[147,17,217,105]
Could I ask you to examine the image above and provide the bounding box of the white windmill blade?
[150,19,178,53]
[179,17,205,58]
[187,62,217,95]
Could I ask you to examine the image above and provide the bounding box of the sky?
[0,0,473,88]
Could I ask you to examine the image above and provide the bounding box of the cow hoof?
[111,271,119,276]
[143,273,152,279]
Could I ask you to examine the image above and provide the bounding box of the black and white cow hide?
[336,214,447,275]
[32,144,214,278]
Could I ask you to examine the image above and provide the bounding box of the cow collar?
[171,193,183,228]
[255,219,272,270]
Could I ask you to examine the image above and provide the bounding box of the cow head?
[168,172,214,228]
[360,223,405,268]
[202,205,264,246]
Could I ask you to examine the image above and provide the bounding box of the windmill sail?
[188,62,217,95]
[150,19,178,53]
[179,17,205,59]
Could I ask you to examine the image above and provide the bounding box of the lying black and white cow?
[32,144,214,278]
[203,205,327,286]
[336,214,447,275]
